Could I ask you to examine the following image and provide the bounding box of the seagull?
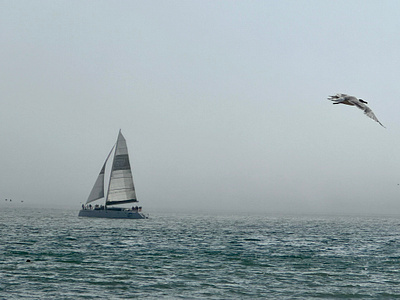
[327,93,385,127]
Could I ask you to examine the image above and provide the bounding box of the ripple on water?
[2,209,400,298]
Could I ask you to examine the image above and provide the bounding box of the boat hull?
[78,209,147,219]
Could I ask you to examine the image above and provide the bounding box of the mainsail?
[86,145,115,204]
[105,130,137,206]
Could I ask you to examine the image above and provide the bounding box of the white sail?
[86,162,106,204]
[106,130,137,206]
[86,145,114,204]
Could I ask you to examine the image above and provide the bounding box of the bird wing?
[351,100,386,128]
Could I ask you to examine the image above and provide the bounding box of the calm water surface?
[1,207,400,299]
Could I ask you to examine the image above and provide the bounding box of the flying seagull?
[327,93,385,127]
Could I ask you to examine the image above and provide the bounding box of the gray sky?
[1,0,400,215]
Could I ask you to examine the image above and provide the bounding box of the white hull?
[78,209,147,219]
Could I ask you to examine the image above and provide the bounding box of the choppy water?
[2,207,400,299]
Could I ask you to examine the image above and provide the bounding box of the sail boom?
[106,199,138,206]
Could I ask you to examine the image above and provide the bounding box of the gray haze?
[1,1,400,215]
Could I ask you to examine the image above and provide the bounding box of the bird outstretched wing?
[352,101,385,128]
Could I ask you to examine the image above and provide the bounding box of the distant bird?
[327,93,385,127]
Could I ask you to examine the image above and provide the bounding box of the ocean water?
[1,208,400,299]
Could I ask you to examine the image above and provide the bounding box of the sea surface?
[1,207,400,299]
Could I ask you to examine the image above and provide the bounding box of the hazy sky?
[2,1,400,215]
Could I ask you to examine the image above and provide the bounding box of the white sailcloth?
[86,145,115,204]
[86,162,106,203]
[106,130,137,205]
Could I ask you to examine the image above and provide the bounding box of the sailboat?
[78,130,147,219]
